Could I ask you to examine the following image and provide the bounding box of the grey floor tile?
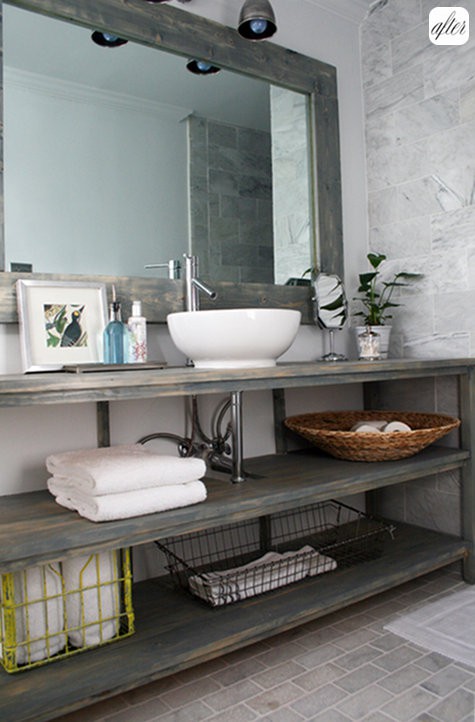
[250,660,308,689]
[259,708,305,721]
[336,684,394,719]
[421,664,472,697]
[204,679,263,712]
[360,713,397,722]
[462,674,475,691]
[245,681,304,715]
[334,663,388,694]
[334,644,383,671]
[295,643,345,669]
[427,688,475,721]
[373,644,423,672]
[333,627,381,651]
[290,683,348,718]
[415,651,454,672]
[155,700,213,721]
[257,641,310,667]
[105,697,170,722]
[293,662,347,692]
[205,704,258,721]
[310,709,353,722]
[370,632,406,653]
[380,686,440,721]
[377,662,430,694]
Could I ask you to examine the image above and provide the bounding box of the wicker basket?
[284,410,460,462]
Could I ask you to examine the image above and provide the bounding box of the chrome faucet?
[184,254,216,311]
[144,259,181,279]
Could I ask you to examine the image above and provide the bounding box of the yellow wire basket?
[0,548,134,673]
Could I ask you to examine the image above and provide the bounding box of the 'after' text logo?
[429,7,469,44]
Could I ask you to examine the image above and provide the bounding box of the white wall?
[4,69,189,276]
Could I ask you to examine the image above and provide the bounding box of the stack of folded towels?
[46,444,207,522]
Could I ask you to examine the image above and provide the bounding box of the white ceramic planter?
[354,325,392,360]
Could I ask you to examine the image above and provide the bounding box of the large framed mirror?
[0,0,343,323]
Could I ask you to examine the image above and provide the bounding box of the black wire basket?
[155,501,396,607]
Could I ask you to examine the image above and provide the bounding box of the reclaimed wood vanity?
[0,358,474,721]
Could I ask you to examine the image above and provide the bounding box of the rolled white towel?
[351,420,387,431]
[383,420,412,433]
[353,424,382,433]
[189,545,336,606]
[46,444,206,495]
[62,551,120,648]
[1,563,66,666]
[48,479,207,522]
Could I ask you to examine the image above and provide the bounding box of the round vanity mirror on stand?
[312,273,348,362]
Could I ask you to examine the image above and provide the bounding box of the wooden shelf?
[0,358,472,406]
[0,357,472,722]
[0,447,467,572]
[0,521,468,722]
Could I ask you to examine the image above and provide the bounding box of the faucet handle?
[145,260,181,279]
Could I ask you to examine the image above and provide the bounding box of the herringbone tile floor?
[55,565,475,722]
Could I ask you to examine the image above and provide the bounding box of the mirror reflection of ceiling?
[3,4,312,284]
[4,5,271,131]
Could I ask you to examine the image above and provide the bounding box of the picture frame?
[16,280,108,372]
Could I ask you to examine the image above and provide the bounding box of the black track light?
[186,59,221,75]
[91,31,128,47]
[238,0,277,40]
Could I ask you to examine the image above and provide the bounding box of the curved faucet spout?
[192,277,217,301]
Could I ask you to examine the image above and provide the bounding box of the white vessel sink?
[167,308,301,369]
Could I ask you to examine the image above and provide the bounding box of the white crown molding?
[4,67,192,121]
[300,0,371,24]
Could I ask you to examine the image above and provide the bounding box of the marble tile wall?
[362,0,475,360]
[188,115,273,283]
[361,0,475,534]
[270,86,312,284]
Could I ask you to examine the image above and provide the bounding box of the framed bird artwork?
[16,280,108,372]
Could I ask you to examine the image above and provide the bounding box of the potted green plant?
[353,252,421,359]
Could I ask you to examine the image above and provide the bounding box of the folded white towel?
[62,551,120,648]
[46,444,206,495]
[1,563,66,666]
[188,545,337,607]
[48,479,207,522]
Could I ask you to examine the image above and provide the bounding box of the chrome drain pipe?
[230,390,246,483]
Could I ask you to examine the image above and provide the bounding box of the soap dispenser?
[103,289,129,364]
[127,300,147,363]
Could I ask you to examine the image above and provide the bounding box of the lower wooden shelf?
[0,521,469,722]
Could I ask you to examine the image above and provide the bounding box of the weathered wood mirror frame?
[0,0,343,324]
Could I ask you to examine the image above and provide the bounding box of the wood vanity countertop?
[0,358,472,406]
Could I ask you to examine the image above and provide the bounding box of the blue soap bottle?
[103,299,129,364]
